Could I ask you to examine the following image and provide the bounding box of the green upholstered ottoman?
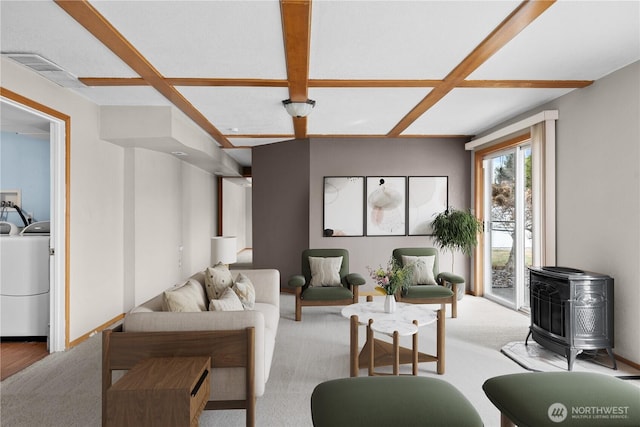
[311,376,482,427]
[483,372,640,427]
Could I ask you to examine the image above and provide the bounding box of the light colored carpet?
[1,294,636,426]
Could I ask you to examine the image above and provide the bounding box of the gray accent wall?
[253,137,471,292]
[309,138,471,291]
[252,139,310,283]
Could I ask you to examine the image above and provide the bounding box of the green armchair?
[392,247,464,318]
[288,249,365,321]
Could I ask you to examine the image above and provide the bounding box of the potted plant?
[431,207,483,272]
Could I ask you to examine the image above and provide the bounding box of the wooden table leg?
[350,315,359,377]
[393,331,399,375]
[436,309,445,374]
[368,319,374,376]
[412,320,418,375]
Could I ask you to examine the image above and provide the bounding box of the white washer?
[0,235,50,337]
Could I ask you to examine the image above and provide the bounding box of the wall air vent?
[2,53,86,88]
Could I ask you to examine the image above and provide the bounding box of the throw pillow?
[401,255,437,285]
[204,263,233,300]
[308,256,343,287]
[162,279,207,312]
[233,273,256,310]
[209,287,244,312]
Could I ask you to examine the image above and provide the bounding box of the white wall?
[478,61,640,363]
[1,57,224,345]
[127,149,217,307]
[181,162,217,275]
[1,57,125,342]
[132,149,184,305]
[552,62,639,363]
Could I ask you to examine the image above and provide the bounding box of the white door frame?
[1,96,67,352]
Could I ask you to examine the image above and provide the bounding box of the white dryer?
[0,235,50,337]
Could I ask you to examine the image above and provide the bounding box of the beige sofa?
[102,268,280,427]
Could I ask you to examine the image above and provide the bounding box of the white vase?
[384,294,396,313]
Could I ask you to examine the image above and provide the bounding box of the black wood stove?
[526,266,616,371]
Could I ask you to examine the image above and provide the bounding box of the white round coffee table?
[341,301,443,376]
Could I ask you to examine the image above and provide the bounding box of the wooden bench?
[102,325,256,427]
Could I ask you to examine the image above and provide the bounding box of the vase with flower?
[367,258,413,313]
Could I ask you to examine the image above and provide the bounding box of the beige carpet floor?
[2,294,636,426]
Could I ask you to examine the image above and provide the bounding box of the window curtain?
[530,121,556,266]
[467,110,558,292]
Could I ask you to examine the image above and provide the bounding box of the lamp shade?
[211,236,237,266]
[282,99,316,118]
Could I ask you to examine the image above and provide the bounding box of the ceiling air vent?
[2,53,86,88]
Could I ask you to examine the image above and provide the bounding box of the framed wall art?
[323,176,364,236]
[408,176,448,235]
[366,176,406,236]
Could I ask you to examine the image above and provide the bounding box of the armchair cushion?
[401,255,437,285]
[302,286,354,301]
[309,256,343,287]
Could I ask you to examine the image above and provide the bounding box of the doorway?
[1,90,68,353]
[218,176,253,267]
[482,142,533,311]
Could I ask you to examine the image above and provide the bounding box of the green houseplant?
[431,207,483,271]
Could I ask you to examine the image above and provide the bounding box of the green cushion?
[345,272,366,286]
[302,286,353,301]
[404,284,454,299]
[483,372,640,427]
[311,376,483,427]
[288,274,306,287]
[438,271,465,284]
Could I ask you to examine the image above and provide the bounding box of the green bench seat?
[311,376,482,427]
[483,372,640,427]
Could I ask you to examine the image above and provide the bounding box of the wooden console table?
[106,356,211,427]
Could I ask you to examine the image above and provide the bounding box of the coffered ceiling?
[2,1,639,169]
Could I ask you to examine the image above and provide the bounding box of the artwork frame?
[323,176,365,237]
[408,176,448,235]
[365,176,407,236]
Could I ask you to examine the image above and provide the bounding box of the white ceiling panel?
[404,87,573,136]
[310,0,520,79]
[224,148,252,167]
[177,86,294,135]
[229,137,294,148]
[72,86,173,106]
[90,0,287,79]
[0,1,137,78]
[470,1,640,80]
[1,102,50,139]
[307,87,430,134]
[2,0,638,171]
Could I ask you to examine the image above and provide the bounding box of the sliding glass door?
[483,144,532,310]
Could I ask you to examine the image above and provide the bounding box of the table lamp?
[210,236,237,266]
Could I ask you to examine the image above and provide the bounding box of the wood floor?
[1,341,48,381]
